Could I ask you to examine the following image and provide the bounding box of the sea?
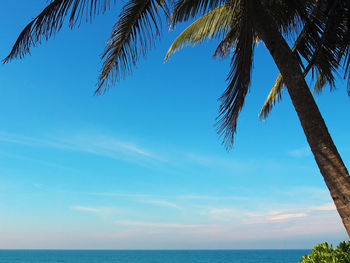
[0,250,310,263]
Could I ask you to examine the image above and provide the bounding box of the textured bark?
[254,3,350,236]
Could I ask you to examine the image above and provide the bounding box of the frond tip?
[258,73,284,119]
[4,0,115,63]
[216,2,255,149]
[164,4,231,62]
[96,0,166,94]
[171,0,224,26]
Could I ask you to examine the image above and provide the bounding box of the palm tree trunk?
[254,4,350,236]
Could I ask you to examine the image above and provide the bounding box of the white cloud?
[91,192,151,198]
[115,220,204,229]
[288,147,312,158]
[70,206,116,215]
[268,213,307,221]
[74,134,159,160]
[71,206,101,213]
[91,192,181,209]
[92,192,247,202]
[144,200,181,209]
[0,131,161,165]
[243,202,338,224]
[204,207,308,224]
[309,202,336,211]
[177,194,247,201]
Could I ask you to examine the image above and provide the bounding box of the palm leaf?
[212,14,242,59]
[96,0,166,93]
[164,4,232,62]
[170,0,225,27]
[258,2,330,119]
[312,72,327,94]
[345,47,350,96]
[342,17,350,96]
[4,0,115,63]
[258,29,303,119]
[294,0,345,88]
[258,73,284,119]
[216,0,255,148]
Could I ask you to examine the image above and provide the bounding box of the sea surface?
[0,250,310,263]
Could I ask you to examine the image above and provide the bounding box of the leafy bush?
[300,242,350,263]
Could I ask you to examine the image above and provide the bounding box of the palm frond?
[258,1,340,119]
[212,33,233,58]
[170,0,225,27]
[4,0,115,63]
[295,0,346,87]
[312,72,327,95]
[343,17,350,96]
[258,22,308,120]
[258,73,284,119]
[261,0,305,38]
[96,0,166,93]
[345,47,350,96]
[216,0,255,148]
[212,13,242,59]
[164,4,232,62]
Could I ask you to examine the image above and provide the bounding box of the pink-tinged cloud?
[70,206,116,215]
[309,203,336,211]
[268,213,307,221]
[144,200,181,209]
[115,220,205,228]
[70,206,101,213]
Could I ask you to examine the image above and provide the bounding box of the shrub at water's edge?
[300,242,350,263]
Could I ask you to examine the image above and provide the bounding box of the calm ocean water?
[0,250,310,263]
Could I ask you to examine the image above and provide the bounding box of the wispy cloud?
[276,186,329,199]
[144,200,181,209]
[91,192,181,209]
[0,131,162,165]
[70,206,116,216]
[115,220,205,229]
[91,192,151,198]
[268,213,307,221]
[309,202,336,211]
[91,192,248,208]
[202,207,308,223]
[92,192,247,201]
[69,134,159,160]
[177,194,247,201]
[71,206,101,213]
[243,202,337,224]
[288,146,312,158]
[0,151,79,172]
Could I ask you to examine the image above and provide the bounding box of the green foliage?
[164,4,232,62]
[5,0,350,147]
[300,242,350,263]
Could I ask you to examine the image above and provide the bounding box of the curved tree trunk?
[254,3,350,236]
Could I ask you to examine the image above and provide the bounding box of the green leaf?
[4,0,115,63]
[165,4,232,62]
[258,73,284,119]
[96,0,166,93]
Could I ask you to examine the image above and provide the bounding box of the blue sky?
[0,1,349,249]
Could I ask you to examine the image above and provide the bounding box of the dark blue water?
[0,250,310,263]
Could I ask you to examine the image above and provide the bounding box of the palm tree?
[165,0,350,236]
[4,0,350,235]
[259,0,350,118]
